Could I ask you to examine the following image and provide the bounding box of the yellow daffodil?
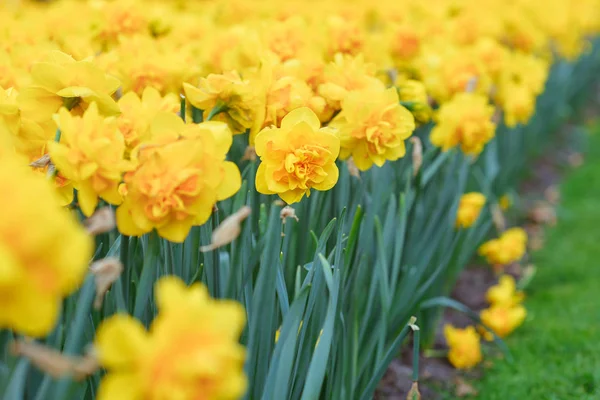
[183,71,259,134]
[478,227,528,266]
[486,275,525,307]
[117,86,179,153]
[456,192,486,228]
[116,114,241,242]
[443,325,483,370]
[480,304,527,340]
[95,276,247,400]
[0,150,93,337]
[255,107,340,204]
[18,51,121,124]
[430,92,496,156]
[318,53,385,111]
[48,103,132,216]
[329,87,415,171]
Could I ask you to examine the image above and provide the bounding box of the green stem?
[206,101,228,121]
[412,328,420,382]
[180,96,186,122]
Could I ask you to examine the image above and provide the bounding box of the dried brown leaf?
[84,207,116,235]
[200,206,251,252]
[11,340,98,380]
[410,137,423,177]
[89,257,123,309]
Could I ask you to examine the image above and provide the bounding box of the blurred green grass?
[465,126,600,399]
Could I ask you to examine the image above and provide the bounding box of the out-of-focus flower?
[48,103,132,216]
[486,275,525,307]
[329,87,415,171]
[95,276,247,400]
[456,192,486,228]
[254,107,340,204]
[116,115,241,242]
[478,227,528,266]
[0,151,92,337]
[396,77,431,124]
[430,92,496,156]
[18,51,120,124]
[117,86,179,154]
[499,194,512,210]
[480,304,527,340]
[444,325,483,370]
[318,53,384,111]
[183,71,259,134]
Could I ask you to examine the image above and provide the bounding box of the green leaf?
[2,359,28,400]
[300,255,340,400]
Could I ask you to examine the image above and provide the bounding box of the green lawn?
[471,130,600,399]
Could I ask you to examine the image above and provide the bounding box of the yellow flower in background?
[249,55,329,143]
[329,87,415,171]
[478,227,528,266]
[48,103,132,216]
[116,114,241,242]
[183,71,259,134]
[443,325,482,370]
[95,276,247,400]
[480,304,527,340]
[486,275,525,307]
[498,83,536,128]
[100,35,196,96]
[255,107,340,204]
[0,151,92,337]
[318,53,384,111]
[499,194,512,210]
[18,51,121,124]
[396,77,431,124]
[92,0,148,49]
[456,192,486,228]
[430,92,496,156]
[117,86,179,153]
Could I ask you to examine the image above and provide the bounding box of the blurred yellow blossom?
[117,86,179,154]
[430,92,496,156]
[48,103,132,216]
[0,151,93,337]
[443,325,482,370]
[95,276,246,400]
[486,275,525,307]
[18,51,121,125]
[478,227,528,266]
[456,192,486,228]
[480,304,527,340]
[116,115,241,242]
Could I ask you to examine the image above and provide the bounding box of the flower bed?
[1,1,600,399]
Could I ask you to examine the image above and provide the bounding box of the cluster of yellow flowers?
[444,275,526,370]
[451,194,529,370]
[0,0,598,235]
